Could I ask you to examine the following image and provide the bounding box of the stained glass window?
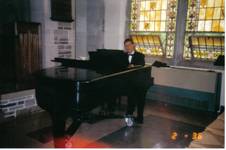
[184,0,224,60]
[130,0,178,58]
[131,35,163,56]
[190,36,224,59]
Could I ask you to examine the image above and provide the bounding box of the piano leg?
[126,94,136,115]
[66,120,82,136]
[136,90,147,120]
[51,113,83,148]
[51,115,66,148]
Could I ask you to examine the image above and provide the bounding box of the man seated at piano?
[124,38,146,124]
[124,38,145,67]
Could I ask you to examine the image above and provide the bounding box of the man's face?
[124,41,135,53]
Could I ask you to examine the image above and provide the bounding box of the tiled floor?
[91,115,204,148]
[0,100,219,148]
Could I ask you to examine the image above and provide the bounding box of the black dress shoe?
[134,117,143,124]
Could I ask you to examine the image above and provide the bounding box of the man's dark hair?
[124,38,134,44]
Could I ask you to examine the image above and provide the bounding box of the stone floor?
[0,100,222,148]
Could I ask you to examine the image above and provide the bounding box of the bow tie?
[128,53,134,56]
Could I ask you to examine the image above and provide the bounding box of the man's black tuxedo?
[125,51,146,122]
[126,51,145,66]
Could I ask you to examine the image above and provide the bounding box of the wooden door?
[15,22,41,82]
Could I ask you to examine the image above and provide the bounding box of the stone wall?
[0,90,39,119]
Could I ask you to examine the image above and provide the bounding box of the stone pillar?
[75,0,88,59]
[104,0,128,50]
[173,0,188,65]
[87,0,105,52]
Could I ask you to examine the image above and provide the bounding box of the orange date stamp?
[170,131,202,141]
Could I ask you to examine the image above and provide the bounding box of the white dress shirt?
[128,51,135,64]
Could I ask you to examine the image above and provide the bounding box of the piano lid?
[35,67,104,82]
[35,65,151,83]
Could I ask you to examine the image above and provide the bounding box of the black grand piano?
[35,49,153,147]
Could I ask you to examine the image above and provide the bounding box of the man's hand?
[128,64,134,68]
